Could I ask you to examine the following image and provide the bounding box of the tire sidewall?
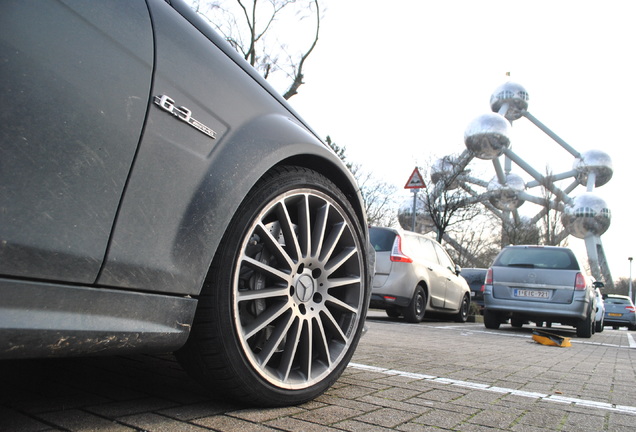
[204,166,370,405]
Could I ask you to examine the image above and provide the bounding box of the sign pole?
[411,189,418,231]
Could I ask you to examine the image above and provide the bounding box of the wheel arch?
[99,113,367,298]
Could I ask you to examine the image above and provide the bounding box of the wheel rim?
[415,292,424,316]
[461,297,468,319]
[233,189,364,389]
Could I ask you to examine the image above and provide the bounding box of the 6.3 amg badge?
[153,95,217,139]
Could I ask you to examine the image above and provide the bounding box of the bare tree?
[540,167,567,246]
[188,0,321,99]
[447,215,501,268]
[417,163,482,244]
[351,165,399,227]
[325,136,398,227]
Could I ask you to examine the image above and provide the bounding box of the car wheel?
[483,309,500,329]
[576,307,594,338]
[595,317,604,333]
[454,294,470,323]
[386,307,401,318]
[404,286,426,323]
[176,166,369,406]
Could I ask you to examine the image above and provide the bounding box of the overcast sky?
[285,0,635,280]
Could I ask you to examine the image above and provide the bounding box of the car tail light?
[626,306,636,313]
[390,234,413,263]
[574,272,586,290]
[485,268,493,285]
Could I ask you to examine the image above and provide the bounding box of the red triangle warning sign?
[404,168,426,189]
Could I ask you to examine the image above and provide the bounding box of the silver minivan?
[369,226,471,323]
[483,245,597,338]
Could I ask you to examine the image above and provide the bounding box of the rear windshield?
[461,270,486,284]
[369,228,395,252]
[605,297,631,305]
[494,247,579,270]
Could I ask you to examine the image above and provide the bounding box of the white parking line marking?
[348,362,636,415]
[628,333,636,348]
[431,325,629,348]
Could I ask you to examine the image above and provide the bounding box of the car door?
[0,0,153,283]
[433,242,462,310]
[418,237,447,308]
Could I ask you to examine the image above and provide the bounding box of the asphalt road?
[2,310,635,431]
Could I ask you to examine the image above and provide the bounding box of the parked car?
[594,283,605,333]
[0,0,373,407]
[460,268,488,312]
[483,245,597,338]
[369,227,471,323]
[603,295,636,330]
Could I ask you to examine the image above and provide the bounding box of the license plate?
[608,313,622,317]
[513,289,550,298]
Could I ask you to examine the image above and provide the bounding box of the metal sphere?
[487,173,526,211]
[561,192,611,239]
[430,157,460,189]
[573,149,613,188]
[464,113,511,160]
[397,199,436,234]
[489,82,529,121]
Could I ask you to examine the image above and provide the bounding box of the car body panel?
[484,245,594,326]
[0,0,368,361]
[0,0,153,283]
[461,268,487,308]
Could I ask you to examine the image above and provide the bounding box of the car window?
[495,248,579,270]
[462,271,485,284]
[433,242,455,270]
[605,298,630,305]
[419,238,440,264]
[369,228,395,252]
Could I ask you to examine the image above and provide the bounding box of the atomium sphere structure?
[398,198,436,234]
[464,113,510,160]
[487,173,526,211]
[489,81,529,121]
[573,149,613,188]
[431,157,460,189]
[561,192,611,239]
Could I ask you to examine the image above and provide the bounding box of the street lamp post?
[629,257,633,303]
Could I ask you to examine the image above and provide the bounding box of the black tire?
[576,307,594,338]
[176,166,370,406]
[483,309,500,329]
[454,294,470,323]
[385,308,401,318]
[404,286,426,323]
[595,317,604,333]
[510,317,524,328]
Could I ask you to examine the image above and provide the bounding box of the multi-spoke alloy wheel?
[177,166,369,406]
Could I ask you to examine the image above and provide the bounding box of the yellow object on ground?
[531,330,572,347]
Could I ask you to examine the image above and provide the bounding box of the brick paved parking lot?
[2,310,635,431]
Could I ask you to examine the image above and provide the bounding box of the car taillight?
[626,306,636,313]
[574,272,586,290]
[485,268,493,285]
[390,234,413,263]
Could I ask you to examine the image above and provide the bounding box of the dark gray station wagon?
[0,0,372,406]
